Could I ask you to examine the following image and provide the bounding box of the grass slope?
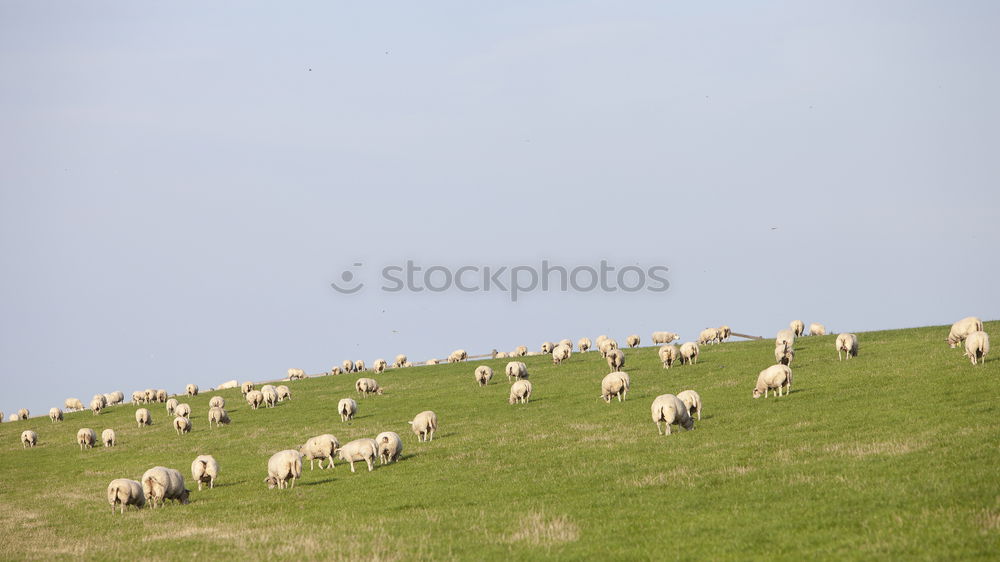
[1,323,998,560]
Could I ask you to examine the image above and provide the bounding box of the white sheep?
[495,351,509,359]
[426,359,440,365]
[376,431,403,464]
[964,331,990,365]
[651,331,680,344]
[718,326,732,341]
[626,334,641,348]
[676,390,703,420]
[287,368,306,380]
[107,478,145,513]
[241,381,254,395]
[260,384,276,395]
[409,411,438,442]
[578,338,592,352]
[89,398,104,416]
[753,365,793,398]
[776,329,795,348]
[77,427,96,449]
[600,371,630,403]
[790,320,805,337]
[261,388,278,408]
[355,377,384,397]
[948,316,984,348]
[131,391,145,404]
[155,389,168,403]
[330,366,342,376]
[513,345,528,357]
[185,384,199,396]
[246,390,264,409]
[373,359,388,373]
[102,428,116,447]
[393,354,408,368]
[173,416,192,435]
[338,398,358,422]
[342,360,355,373]
[65,398,84,411]
[300,434,339,470]
[17,408,29,420]
[679,342,699,365]
[7,413,16,422]
[354,360,367,372]
[558,338,573,349]
[552,344,572,365]
[336,439,378,473]
[658,345,679,369]
[809,322,827,336]
[836,333,859,360]
[599,339,619,358]
[191,455,219,490]
[49,407,63,422]
[475,365,494,386]
[650,394,694,435]
[774,343,794,366]
[142,466,191,507]
[509,380,533,404]
[265,450,303,488]
[174,403,192,418]
[698,328,719,345]
[505,361,528,382]
[165,398,178,415]
[448,349,468,363]
[209,396,225,409]
[208,407,230,427]
[21,430,37,448]
[540,342,555,354]
[217,379,239,390]
[275,385,291,402]
[92,394,107,408]
[135,408,153,428]
[143,389,155,403]
[606,348,625,371]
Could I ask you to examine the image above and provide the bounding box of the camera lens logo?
[330,263,365,294]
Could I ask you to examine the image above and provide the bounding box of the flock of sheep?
[7,316,990,513]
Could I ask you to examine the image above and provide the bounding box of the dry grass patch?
[497,512,580,546]
[634,465,697,488]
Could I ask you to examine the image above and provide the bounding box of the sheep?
[558,339,573,350]
[208,407,230,427]
[102,428,116,447]
[409,411,438,442]
[650,394,694,435]
[260,384,276,395]
[355,377,383,397]
[185,384,199,396]
[217,379,238,390]
[173,416,192,435]
[65,398,84,411]
[354,360,367,372]
[606,348,626,371]
[679,342,699,365]
[107,479,145,514]
[336,439,378,473]
[330,366,342,376]
[338,398,358,422]
[246,390,264,409]
[141,466,191,507]
[626,334,641,348]
[49,407,63,422]
[753,365,793,398]
[264,450,304,489]
[241,381,254,395]
[262,388,278,408]
[790,320,805,337]
[155,389,168,403]
[275,385,291,402]
[131,391,145,404]
[595,335,610,348]
[598,339,619,358]
[676,390,703,420]
[393,354,408,368]
[600,371,630,403]
[658,345,679,369]
[92,394,108,409]
[809,322,827,336]
[174,403,191,418]
[505,361,528,382]
[448,349,468,363]
[287,368,305,380]
[15,407,28,420]
[300,434,339,470]
[526,351,543,356]
[88,398,104,416]
[165,398,179,415]
[964,331,990,365]
[475,365,494,386]
[8,413,17,421]
[836,333,859,360]
[495,351,509,359]
[342,360,355,373]
[373,359,388,373]
[376,431,404,465]
[578,337,592,352]
[513,345,528,357]
[191,455,219,490]
[144,389,155,403]
[77,428,96,449]
[135,408,152,428]
[651,331,680,345]
[948,316,984,348]
[775,343,794,366]
[21,430,37,448]
[718,326,732,341]
[209,396,225,409]
[426,359,440,365]
[509,380,533,404]
[776,329,796,348]
[111,391,126,405]
[539,342,554,354]
[552,344,572,365]
[698,328,720,345]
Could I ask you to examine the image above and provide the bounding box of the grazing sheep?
[173,416,192,435]
[539,342,554,354]
[89,398,104,416]
[373,359,388,373]
[599,339,619,358]
[658,345,679,369]
[337,439,378,473]
[135,408,152,428]
[595,335,610,348]
[679,342,700,365]
[77,428,97,449]
[102,428,116,447]
[557,338,573,349]
[650,394,694,435]
[49,407,63,422]
[185,384,199,396]
[355,378,384,397]
[174,403,191,418]
[393,354,408,368]
[354,360,367,372]
[964,331,990,365]
[275,385,291,402]
[338,398,358,422]
[300,434,339,470]
[651,331,680,345]
[809,322,827,336]
[495,351,509,359]
[606,348,625,371]
[265,450,303,489]
[578,338,592,352]
[775,343,794,366]
[15,408,28,420]
[753,365,793,398]
[209,396,225,409]
[552,344,572,365]
[426,359,440,365]
[625,334,640,348]
[342,360,355,373]
[92,394,107,409]
[600,371,631,403]
[790,320,805,337]
[21,430,37,448]
[776,329,796,348]
[65,398,84,411]
[376,431,404,464]
[261,388,278,408]
[836,333,859,360]
[217,379,239,390]
[107,479,145,514]
[475,365,494,386]
[509,380,532,404]
[676,390,702,420]
[131,391,145,404]
[141,466,191,507]
[208,407,230,427]
[698,328,719,345]
[246,390,264,409]
[287,368,305,380]
[409,411,438,442]
[155,390,168,403]
[718,326,732,341]
[948,317,984,348]
[162,399,177,416]
[513,345,528,357]
[260,384,276,395]
[505,361,528,382]
[330,366,342,376]
[191,455,219,490]
[448,349,468,363]
[144,389,155,403]
[241,381,254,395]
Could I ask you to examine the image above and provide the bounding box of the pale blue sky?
[2,1,997,416]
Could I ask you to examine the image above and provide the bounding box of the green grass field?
[1,323,998,560]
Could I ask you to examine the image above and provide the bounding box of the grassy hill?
[1,323,997,560]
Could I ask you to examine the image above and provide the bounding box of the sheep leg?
[349,460,356,473]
